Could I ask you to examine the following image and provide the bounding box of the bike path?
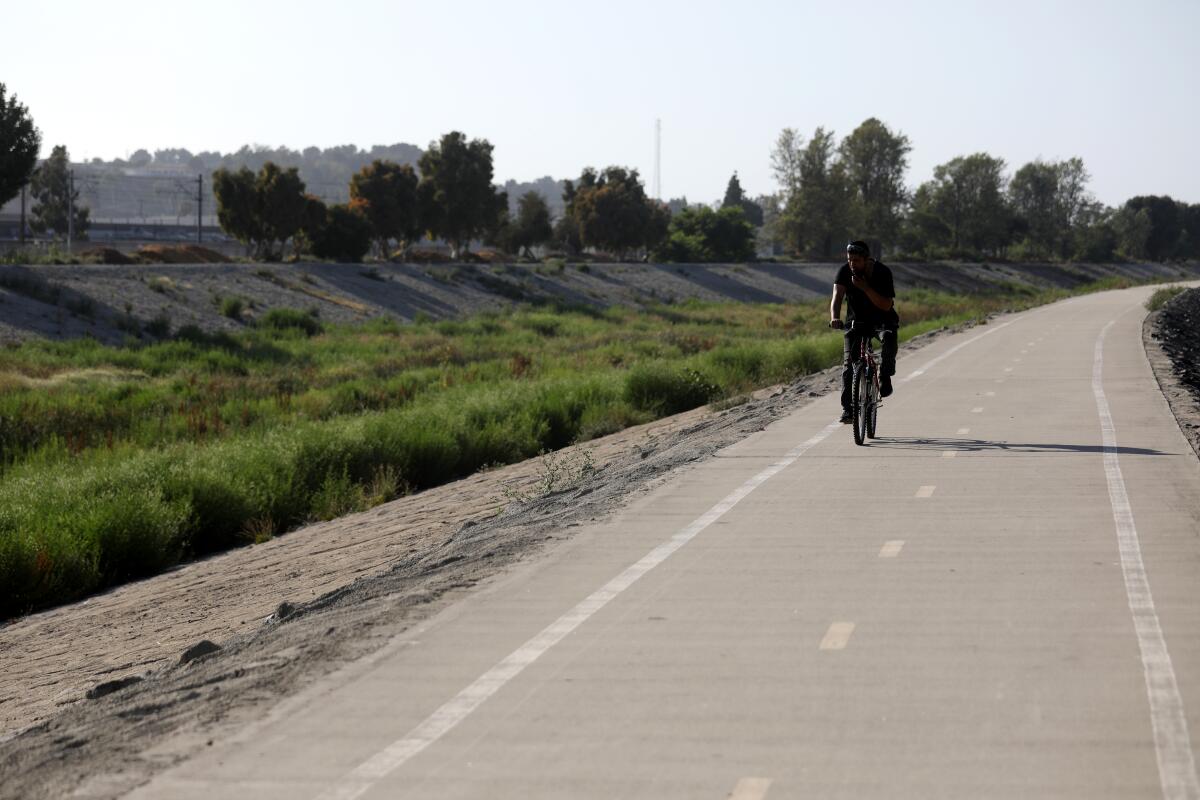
[128,285,1200,800]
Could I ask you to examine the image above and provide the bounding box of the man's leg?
[879,326,898,397]
[840,330,860,421]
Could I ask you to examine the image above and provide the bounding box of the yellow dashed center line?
[728,777,772,799]
[819,622,855,650]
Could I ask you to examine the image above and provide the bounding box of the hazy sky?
[3,0,1197,207]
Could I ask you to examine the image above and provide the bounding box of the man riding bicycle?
[829,240,899,424]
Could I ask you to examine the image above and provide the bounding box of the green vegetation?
[1145,285,1188,312]
[768,119,1200,263]
[0,278,1146,618]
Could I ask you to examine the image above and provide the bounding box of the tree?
[29,145,89,239]
[1119,196,1186,261]
[772,127,856,258]
[349,160,421,258]
[211,166,262,255]
[212,161,307,260]
[898,183,952,258]
[305,201,373,263]
[0,83,40,208]
[570,166,663,259]
[1009,158,1093,259]
[1071,202,1118,262]
[656,205,756,262]
[417,131,507,258]
[923,153,1010,255]
[508,191,554,258]
[838,118,911,251]
[255,162,308,260]
[721,172,764,227]
[1113,205,1152,261]
[769,128,804,201]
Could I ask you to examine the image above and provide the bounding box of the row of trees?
[769,118,1200,262]
[212,134,758,264]
[212,131,509,261]
[5,77,1196,264]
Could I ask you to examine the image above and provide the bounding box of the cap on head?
[846,240,870,257]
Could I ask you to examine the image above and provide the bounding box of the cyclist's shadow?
[868,437,1171,457]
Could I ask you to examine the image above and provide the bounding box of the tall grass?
[0,279,1146,617]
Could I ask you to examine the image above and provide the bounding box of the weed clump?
[258,308,324,337]
[625,365,720,415]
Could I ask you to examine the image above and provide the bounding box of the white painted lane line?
[971,407,984,413]
[985,391,996,397]
[879,540,905,558]
[729,777,772,800]
[1093,319,1199,799]
[957,427,970,435]
[1004,366,1014,372]
[820,622,855,650]
[902,318,1018,382]
[942,451,957,459]
[995,378,1005,383]
[915,485,936,498]
[313,422,843,800]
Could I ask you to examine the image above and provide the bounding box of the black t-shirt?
[835,260,900,327]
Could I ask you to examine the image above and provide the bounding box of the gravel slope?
[3,260,1198,344]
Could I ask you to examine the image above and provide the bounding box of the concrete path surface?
[127,285,1200,799]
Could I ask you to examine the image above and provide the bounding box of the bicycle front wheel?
[867,367,879,439]
[852,362,868,446]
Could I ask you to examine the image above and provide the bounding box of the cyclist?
[829,240,899,424]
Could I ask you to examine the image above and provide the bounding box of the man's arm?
[829,283,846,328]
[849,273,895,311]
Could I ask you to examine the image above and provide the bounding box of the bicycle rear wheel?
[852,362,868,446]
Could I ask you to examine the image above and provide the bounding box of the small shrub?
[221,297,245,319]
[144,313,172,338]
[258,308,324,336]
[65,294,96,319]
[624,364,719,415]
[1146,285,1187,312]
[147,276,175,294]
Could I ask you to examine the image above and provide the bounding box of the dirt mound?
[78,247,136,265]
[135,244,231,264]
[1147,286,1200,461]
[1156,287,1200,394]
[406,248,453,264]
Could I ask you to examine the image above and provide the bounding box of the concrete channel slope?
[129,285,1200,800]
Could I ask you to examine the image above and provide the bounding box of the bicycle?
[847,321,885,446]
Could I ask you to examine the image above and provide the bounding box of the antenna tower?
[653,118,661,201]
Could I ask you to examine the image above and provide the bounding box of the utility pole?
[67,169,74,255]
[19,184,26,245]
[197,173,203,244]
